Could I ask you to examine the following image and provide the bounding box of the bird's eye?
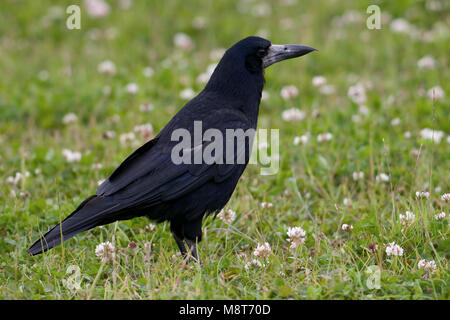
[257,49,267,57]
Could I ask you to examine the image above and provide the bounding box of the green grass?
[0,0,449,299]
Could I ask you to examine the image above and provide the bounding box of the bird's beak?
[263,44,317,68]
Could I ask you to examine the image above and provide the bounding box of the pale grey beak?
[263,44,317,68]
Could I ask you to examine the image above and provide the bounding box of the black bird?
[28,36,316,262]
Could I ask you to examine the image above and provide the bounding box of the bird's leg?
[185,239,202,264]
[171,231,187,256]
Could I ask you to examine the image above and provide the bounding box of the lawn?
[0,0,448,299]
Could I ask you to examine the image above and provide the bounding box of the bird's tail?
[28,195,121,256]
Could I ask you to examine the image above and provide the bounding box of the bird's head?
[226,36,317,72]
[203,36,317,104]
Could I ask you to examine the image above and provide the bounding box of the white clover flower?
[417,56,436,69]
[62,149,82,163]
[293,133,310,145]
[404,131,411,138]
[125,83,139,94]
[217,209,236,224]
[343,198,352,206]
[312,76,327,87]
[347,83,366,104]
[92,163,103,170]
[419,128,445,143]
[8,173,20,185]
[145,223,156,232]
[281,108,305,122]
[179,88,195,100]
[352,171,364,181]
[317,132,333,142]
[391,118,401,126]
[418,259,437,274]
[192,16,207,30]
[253,242,271,259]
[341,224,353,231]
[95,241,116,263]
[261,90,270,101]
[143,66,154,78]
[390,18,412,33]
[119,132,136,145]
[280,85,298,100]
[19,191,30,198]
[376,173,389,182]
[95,241,115,263]
[385,242,403,257]
[206,63,217,75]
[287,226,306,239]
[399,211,415,226]
[286,226,306,249]
[197,64,217,84]
[415,191,430,199]
[7,172,29,185]
[209,48,226,61]
[139,103,153,112]
[84,0,110,18]
[134,123,154,141]
[173,33,194,51]
[261,202,273,209]
[319,84,336,95]
[196,73,209,84]
[97,60,116,75]
[103,130,116,139]
[244,259,264,270]
[434,212,446,221]
[358,105,369,115]
[62,113,78,124]
[441,193,450,201]
[426,86,445,101]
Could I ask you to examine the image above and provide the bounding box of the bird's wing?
[97,136,163,196]
[97,109,253,206]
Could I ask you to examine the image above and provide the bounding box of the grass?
[0,0,449,299]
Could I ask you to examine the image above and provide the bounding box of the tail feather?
[28,195,120,255]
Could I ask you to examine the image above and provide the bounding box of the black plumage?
[28,36,316,261]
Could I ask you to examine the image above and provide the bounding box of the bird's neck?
[203,61,264,122]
